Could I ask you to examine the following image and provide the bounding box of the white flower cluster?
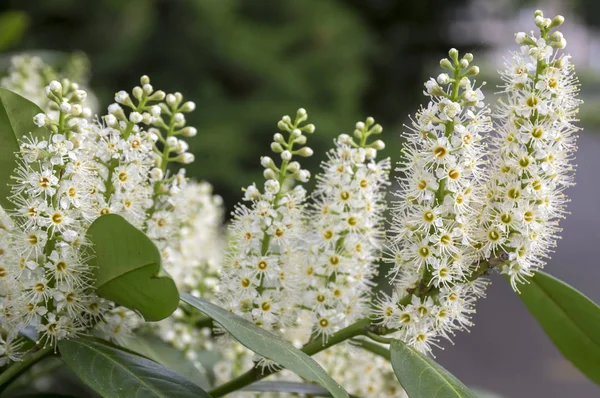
[151,181,225,369]
[304,118,390,341]
[1,54,97,118]
[0,74,201,362]
[1,55,52,110]
[216,109,314,339]
[376,49,492,353]
[477,11,580,290]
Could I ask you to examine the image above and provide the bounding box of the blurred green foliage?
[0,0,468,210]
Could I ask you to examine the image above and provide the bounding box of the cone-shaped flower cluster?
[0,75,201,362]
[376,49,492,353]
[304,119,390,341]
[216,109,315,336]
[477,11,581,290]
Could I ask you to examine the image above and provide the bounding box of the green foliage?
[122,334,210,389]
[517,271,600,384]
[0,11,29,52]
[0,0,371,208]
[0,87,46,210]
[390,339,476,398]
[86,214,179,322]
[181,293,349,398]
[243,381,352,397]
[58,337,212,398]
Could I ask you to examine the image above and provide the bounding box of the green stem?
[0,346,54,392]
[208,318,370,397]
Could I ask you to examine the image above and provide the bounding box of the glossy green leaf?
[243,381,359,397]
[0,87,46,210]
[58,338,212,398]
[122,334,210,388]
[517,270,600,384]
[0,11,29,52]
[86,214,179,321]
[181,293,349,398]
[390,339,477,398]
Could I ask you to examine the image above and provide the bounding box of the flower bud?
[365,148,377,159]
[73,90,87,102]
[550,15,565,29]
[303,123,315,133]
[287,161,300,173]
[263,168,276,180]
[132,86,143,100]
[181,101,196,112]
[296,108,307,123]
[459,59,469,69]
[179,153,195,164]
[465,66,480,76]
[143,84,153,94]
[281,150,292,161]
[173,112,185,125]
[273,133,285,144]
[338,133,351,144]
[448,48,459,62]
[33,113,47,127]
[104,114,117,126]
[371,140,385,150]
[295,135,307,145]
[149,90,166,101]
[140,75,151,85]
[129,112,143,123]
[370,124,383,134]
[437,73,450,85]
[261,156,274,168]
[166,136,178,147]
[271,142,283,153]
[264,180,280,195]
[297,169,310,182]
[150,168,164,181]
[515,32,528,44]
[440,58,454,70]
[48,80,62,93]
[181,126,197,137]
[295,147,313,157]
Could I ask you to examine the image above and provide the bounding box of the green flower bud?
[440,58,454,70]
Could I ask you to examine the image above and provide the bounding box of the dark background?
[1,1,599,397]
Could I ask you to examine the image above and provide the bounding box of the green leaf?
[0,11,29,52]
[121,334,210,389]
[243,381,358,397]
[0,87,46,210]
[517,270,600,384]
[390,339,477,398]
[86,214,179,321]
[58,338,212,398]
[181,293,349,398]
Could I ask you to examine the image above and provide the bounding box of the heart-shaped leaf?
[121,334,210,389]
[181,293,349,398]
[86,214,179,321]
[390,339,477,398]
[58,337,212,398]
[517,270,600,384]
[0,87,46,210]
